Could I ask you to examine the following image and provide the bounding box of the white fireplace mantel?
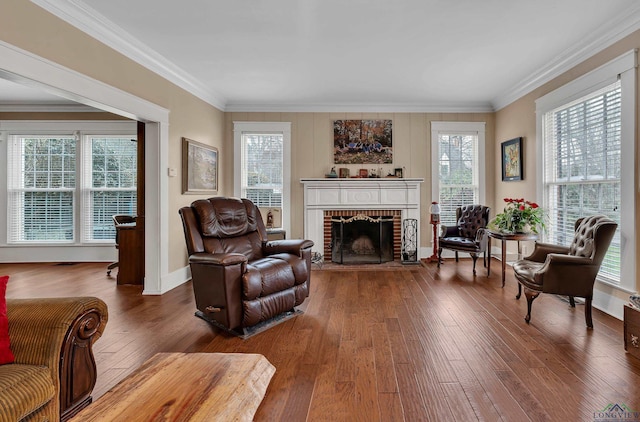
[301,178,423,259]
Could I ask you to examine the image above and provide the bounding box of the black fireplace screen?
[331,214,394,264]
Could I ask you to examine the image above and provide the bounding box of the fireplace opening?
[331,214,394,264]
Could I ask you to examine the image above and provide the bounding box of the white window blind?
[436,132,481,225]
[240,133,283,208]
[7,136,76,242]
[542,80,621,282]
[82,136,137,242]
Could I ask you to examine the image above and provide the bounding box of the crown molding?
[492,4,640,111]
[31,0,227,111]
[0,103,101,112]
[224,101,495,113]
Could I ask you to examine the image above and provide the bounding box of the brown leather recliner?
[437,205,491,275]
[179,197,314,336]
[512,215,617,328]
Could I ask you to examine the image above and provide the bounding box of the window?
[536,50,635,290]
[7,136,76,242]
[83,136,137,241]
[541,82,621,281]
[233,122,291,233]
[431,122,486,225]
[240,133,283,208]
[4,121,136,245]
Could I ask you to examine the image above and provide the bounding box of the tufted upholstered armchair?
[179,197,314,336]
[438,205,491,275]
[512,215,617,328]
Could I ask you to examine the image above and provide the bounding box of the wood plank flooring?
[2,260,640,421]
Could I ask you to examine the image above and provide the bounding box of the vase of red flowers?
[490,198,545,234]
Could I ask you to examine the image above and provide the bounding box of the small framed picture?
[501,137,523,181]
[339,168,350,178]
[182,137,218,194]
[394,168,403,178]
[359,169,369,178]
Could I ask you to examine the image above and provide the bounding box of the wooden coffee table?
[69,352,275,422]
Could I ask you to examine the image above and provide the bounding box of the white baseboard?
[0,245,116,262]
[144,265,191,295]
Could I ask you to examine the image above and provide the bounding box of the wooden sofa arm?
[7,297,108,421]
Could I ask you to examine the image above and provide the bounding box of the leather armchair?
[512,215,617,328]
[437,205,491,275]
[179,197,314,336]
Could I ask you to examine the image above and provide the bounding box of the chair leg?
[437,247,442,268]
[524,289,540,324]
[585,296,593,328]
[106,261,118,276]
[455,251,459,262]
[568,296,576,307]
[470,253,478,275]
[515,282,522,300]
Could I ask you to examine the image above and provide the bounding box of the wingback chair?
[179,197,314,336]
[438,205,491,275]
[512,215,617,328]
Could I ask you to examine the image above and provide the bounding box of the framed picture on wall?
[182,137,218,194]
[501,137,523,181]
[333,119,393,164]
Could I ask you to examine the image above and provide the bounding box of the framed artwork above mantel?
[333,119,393,164]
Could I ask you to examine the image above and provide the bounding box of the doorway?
[0,41,168,294]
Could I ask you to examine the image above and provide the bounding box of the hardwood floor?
[2,260,640,421]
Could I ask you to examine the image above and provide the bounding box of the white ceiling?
[7,0,640,112]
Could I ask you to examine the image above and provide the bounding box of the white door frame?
[0,40,170,294]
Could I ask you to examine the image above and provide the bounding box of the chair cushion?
[512,259,544,290]
[439,237,479,252]
[569,216,600,258]
[0,363,55,421]
[243,258,296,300]
[458,205,489,238]
[192,197,260,237]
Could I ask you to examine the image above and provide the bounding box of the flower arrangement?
[490,198,545,234]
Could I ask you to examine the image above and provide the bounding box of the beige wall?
[495,30,640,296]
[1,0,225,274]
[226,112,495,248]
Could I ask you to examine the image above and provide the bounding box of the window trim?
[1,120,136,249]
[233,121,291,236]
[535,50,636,293]
[430,121,487,213]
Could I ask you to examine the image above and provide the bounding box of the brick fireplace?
[301,178,423,263]
[324,209,401,263]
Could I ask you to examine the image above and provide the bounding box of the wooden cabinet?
[624,305,640,360]
[115,221,144,285]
